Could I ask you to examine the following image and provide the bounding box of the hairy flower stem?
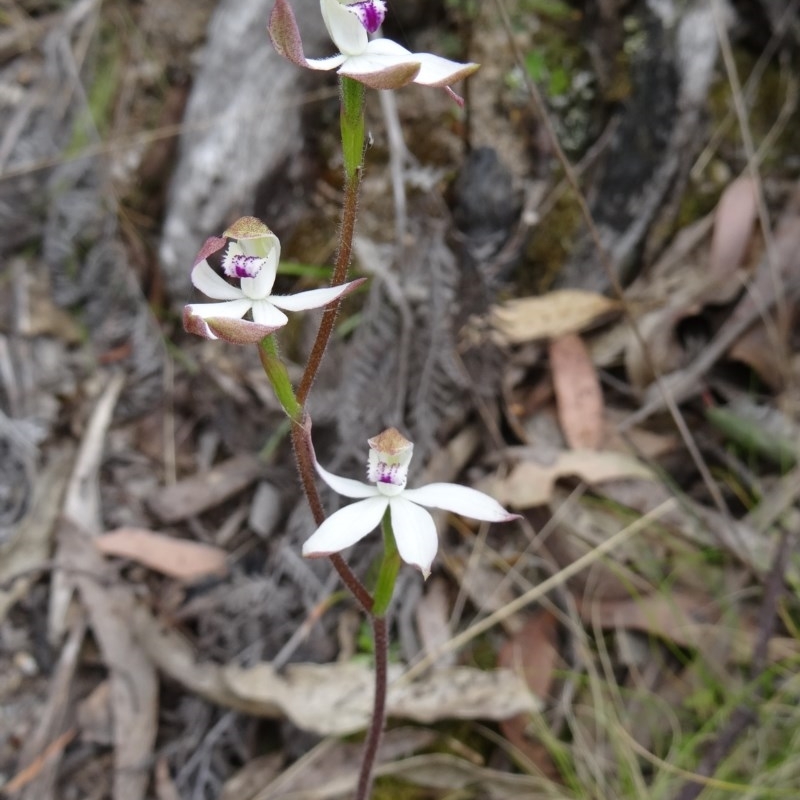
[354,516,399,800]
[355,615,388,800]
[297,76,365,406]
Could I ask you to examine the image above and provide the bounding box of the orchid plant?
[183,3,496,798]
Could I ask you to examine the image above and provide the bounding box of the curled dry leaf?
[549,333,604,450]
[222,661,540,736]
[488,290,620,345]
[95,527,228,582]
[146,453,263,524]
[131,600,538,736]
[487,450,655,510]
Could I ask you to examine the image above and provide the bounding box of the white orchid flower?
[303,428,519,577]
[269,0,479,100]
[183,216,363,345]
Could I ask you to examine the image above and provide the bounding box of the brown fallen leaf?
[709,176,757,284]
[487,450,655,510]
[95,527,228,581]
[489,290,620,345]
[578,591,800,666]
[131,599,539,736]
[728,319,791,390]
[497,612,562,780]
[147,453,263,523]
[550,334,604,450]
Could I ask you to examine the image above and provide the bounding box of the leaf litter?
[2,0,800,798]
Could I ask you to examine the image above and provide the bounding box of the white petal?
[185,299,253,320]
[305,54,348,71]
[362,38,414,58]
[191,261,246,301]
[411,53,479,87]
[389,497,438,577]
[401,483,516,522]
[302,495,389,556]
[270,282,356,312]
[240,248,277,299]
[321,0,368,56]
[250,300,289,327]
[315,459,377,499]
[343,40,419,76]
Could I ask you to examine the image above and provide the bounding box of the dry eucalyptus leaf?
[489,290,620,345]
[497,611,561,780]
[709,176,757,282]
[222,661,539,736]
[549,333,604,450]
[147,454,263,523]
[131,600,537,735]
[579,592,800,666]
[490,450,655,509]
[95,528,228,581]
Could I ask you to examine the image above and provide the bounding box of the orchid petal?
[305,54,348,71]
[321,0,368,56]
[269,278,364,311]
[240,244,278,298]
[193,236,227,268]
[202,315,284,345]
[346,0,386,34]
[191,261,246,301]
[411,53,480,87]
[340,39,419,77]
[183,302,282,344]
[337,58,421,90]
[183,307,216,340]
[250,300,289,327]
[389,497,438,577]
[315,459,377,499]
[402,483,519,522]
[302,495,389,557]
[268,0,314,70]
[185,299,253,320]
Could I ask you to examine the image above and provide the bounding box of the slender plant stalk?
[355,615,388,800]
[297,76,365,405]
[354,515,400,799]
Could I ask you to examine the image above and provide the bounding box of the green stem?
[259,335,302,421]
[354,516,398,798]
[373,512,401,617]
[297,77,365,406]
[340,76,366,184]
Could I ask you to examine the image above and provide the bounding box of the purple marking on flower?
[347,0,386,34]
[223,252,263,280]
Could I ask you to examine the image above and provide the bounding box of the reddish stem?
[290,417,373,613]
[354,615,388,800]
[297,172,361,405]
